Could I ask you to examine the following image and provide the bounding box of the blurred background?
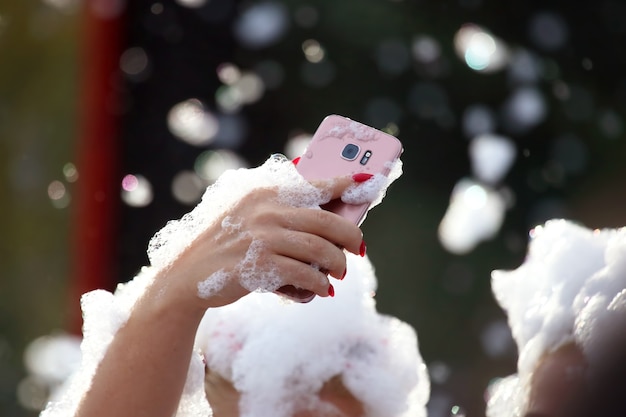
[2,0,626,416]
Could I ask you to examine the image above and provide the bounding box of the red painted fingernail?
[292,156,301,166]
[359,240,367,257]
[352,173,374,183]
[328,284,335,297]
[341,268,347,280]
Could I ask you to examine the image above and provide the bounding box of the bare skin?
[525,339,626,417]
[75,177,365,417]
[205,368,365,417]
[525,342,588,417]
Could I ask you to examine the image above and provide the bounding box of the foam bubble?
[486,220,626,416]
[236,239,281,292]
[198,269,229,299]
[469,133,517,185]
[438,178,506,254]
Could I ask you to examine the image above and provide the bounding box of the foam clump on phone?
[486,220,626,417]
[196,253,430,417]
[341,159,403,210]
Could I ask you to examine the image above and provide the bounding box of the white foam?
[236,239,282,292]
[40,267,160,417]
[341,159,403,219]
[196,253,430,417]
[486,220,626,416]
[198,269,229,299]
[41,154,417,417]
[341,173,387,205]
[327,120,380,142]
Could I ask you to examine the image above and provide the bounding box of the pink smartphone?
[295,114,403,226]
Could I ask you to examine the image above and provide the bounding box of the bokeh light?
[469,133,517,185]
[167,99,220,145]
[454,24,509,73]
[501,86,547,134]
[47,180,70,209]
[462,104,496,138]
[194,150,248,184]
[233,1,289,49]
[171,170,206,204]
[175,0,207,8]
[302,39,325,63]
[283,133,312,159]
[480,320,514,358]
[119,47,150,81]
[41,0,78,13]
[528,11,569,51]
[62,163,79,183]
[412,35,441,64]
[121,174,153,207]
[216,71,265,113]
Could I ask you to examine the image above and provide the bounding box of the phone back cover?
[296,115,403,225]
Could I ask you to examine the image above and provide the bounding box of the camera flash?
[360,150,372,165]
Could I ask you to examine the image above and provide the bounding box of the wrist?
[146,265,210,324]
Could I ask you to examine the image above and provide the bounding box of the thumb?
[309,173,374,201]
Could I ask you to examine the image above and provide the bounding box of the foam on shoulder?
[486,220,626,417]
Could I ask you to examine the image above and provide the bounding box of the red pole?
[69,1,125,334]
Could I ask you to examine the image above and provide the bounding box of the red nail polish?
[292,156,301,166]
[328,284,335,297]
[352,173,374,183]
[359,240,367,257]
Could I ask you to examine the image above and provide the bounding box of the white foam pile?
[486,220,626,417]
[197,253,430,417]
[41,154,428,417]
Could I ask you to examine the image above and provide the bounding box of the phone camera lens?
[341,144,360,161]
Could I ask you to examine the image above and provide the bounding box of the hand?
[157,175,365,311]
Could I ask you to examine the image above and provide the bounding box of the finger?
[274,285,316,303]
[271,230,347,280]
[279,206,363,256]
[272,254,332,298]
[309,175,360,202]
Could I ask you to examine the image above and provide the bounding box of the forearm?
[75,271,206,417]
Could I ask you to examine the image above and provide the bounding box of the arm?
[73,176,364,417]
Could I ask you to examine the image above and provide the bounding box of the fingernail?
[359,240,367,257]
[352,173,374,183]
[341,268,347,280]
[292,156,301,166]
[328,284,335,297]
